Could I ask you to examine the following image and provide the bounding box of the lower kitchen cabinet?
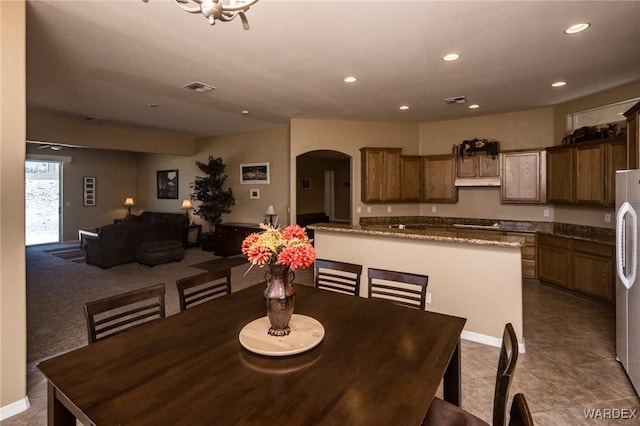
[507,232,537,278]
[537,234,614,303]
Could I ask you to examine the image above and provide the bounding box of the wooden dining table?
[39,283,466,425]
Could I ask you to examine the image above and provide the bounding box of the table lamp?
[265,205,276,226]
[124,197,135,217]
[181,199,193,224]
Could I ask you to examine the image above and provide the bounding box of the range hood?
[454,177,501,187]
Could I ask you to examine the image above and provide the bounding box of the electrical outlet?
[431,206,437,213]
[357,207,362,214]
[425,292,432,304]
[367,206,372,213]
[543,209,550,217]
[387,206,392,213]
[605,213,612,223]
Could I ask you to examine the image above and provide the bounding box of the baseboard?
[461,330,526,353]
[0,397,30,421]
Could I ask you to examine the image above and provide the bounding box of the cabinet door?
[572,240,614,303]
[401,156,422,202]
[423,155,458,202]
[537,234,571,288]
[574,144,604,204]
[501,150,546,203]
[547,147,573,203]
[456,156,476,178]
[360,148,402,203]
[605,139,627,205]
[477,156,500,177]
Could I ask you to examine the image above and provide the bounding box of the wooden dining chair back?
[314,259,363,296]
[422,322,519,426]
[508,393,534,426]
[176,269,231,311]
[84,283,165,344]
[367,268,428,310]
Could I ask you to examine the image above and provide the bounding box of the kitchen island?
[309,223,525,350]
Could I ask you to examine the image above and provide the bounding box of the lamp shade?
[124,197,135,207]
[265,205,276,215]
[181,199,193,210]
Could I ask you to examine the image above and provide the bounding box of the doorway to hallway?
[25,160,61,245]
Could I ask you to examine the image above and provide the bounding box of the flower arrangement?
[241,223,316,270]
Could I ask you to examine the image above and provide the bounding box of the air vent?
[184,82,215,93]
[444,96,467,104]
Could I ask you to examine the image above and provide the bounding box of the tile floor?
[3,279,639,425]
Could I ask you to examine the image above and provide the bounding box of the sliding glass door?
[25,160,61,245]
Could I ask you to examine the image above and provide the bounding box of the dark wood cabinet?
[213,223,263,257]
[546,147,573,203]
[625,100,640,169]
[606,138,628,206]
[537,233,613,303]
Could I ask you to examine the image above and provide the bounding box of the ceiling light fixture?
[142,0,260,30]
[442,53,461,62]
[551,81,567,87]
[564,22,590,34]
[468,104,480,109]
[399,105,410,111]
[343,76,357,83]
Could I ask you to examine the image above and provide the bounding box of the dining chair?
[422,322,519,426]
[84,283,166,344]
[314,259,363,296]
[508,393,534,426]
[366,267,428,310]
[176,269,231,311]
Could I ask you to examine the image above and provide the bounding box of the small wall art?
[157,169,179,199]
[83,176,96,207]
[240,162,270,184]
[301,177,311,190]
[250,188,260,199]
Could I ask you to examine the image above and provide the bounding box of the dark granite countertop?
[357,216,614,245]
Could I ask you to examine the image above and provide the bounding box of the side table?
[182,224,202,249]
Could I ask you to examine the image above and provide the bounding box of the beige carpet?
[27,243,313,363]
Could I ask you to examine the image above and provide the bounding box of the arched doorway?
[295,150,352,227]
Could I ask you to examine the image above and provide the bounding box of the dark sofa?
[85,211,188,268]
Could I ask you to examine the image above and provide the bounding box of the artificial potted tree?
[190,155,235,251]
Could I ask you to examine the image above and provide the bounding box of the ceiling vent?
[444,96,467,104]
[184,82,215,93]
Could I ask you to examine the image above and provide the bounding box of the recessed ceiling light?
[551,81,567,87]
[468,104,480,109]
[343,76,357,83]
[241,110,250,115]
[442,53,461,62]
[564,22,590,34]
[399,105,410,111]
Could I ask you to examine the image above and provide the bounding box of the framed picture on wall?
[240,162,270,184]
[83,176,96,207]
[157,169,179,199]
[301,177,311,190]
[250,189,260,199]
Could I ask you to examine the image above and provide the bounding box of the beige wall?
[313,230,523,346]
[137,126,290,231]
[296,155,351,222]
[290,119,421,224]
[27,107,198,156]
[1,0,27,417]
[26,145,139,241]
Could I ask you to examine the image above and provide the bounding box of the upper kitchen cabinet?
[360,148,402,203]
[423,154,458,203]
[456,155,500,178]
[546,137,626,206]
[500,149,547,203]
[625,100,640,169]
[401,156,422,202]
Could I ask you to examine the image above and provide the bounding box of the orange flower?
[241,223,316,270]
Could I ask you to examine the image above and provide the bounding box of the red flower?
[282,224,307,241]
[241,233,259,255]
[246,244,273,266]
[277,243,316,270]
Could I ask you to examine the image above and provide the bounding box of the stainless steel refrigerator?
[615,169,640,394]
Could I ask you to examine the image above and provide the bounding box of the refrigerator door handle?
[617,201,637,289]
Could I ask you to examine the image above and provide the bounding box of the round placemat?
[239,314,325,356]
